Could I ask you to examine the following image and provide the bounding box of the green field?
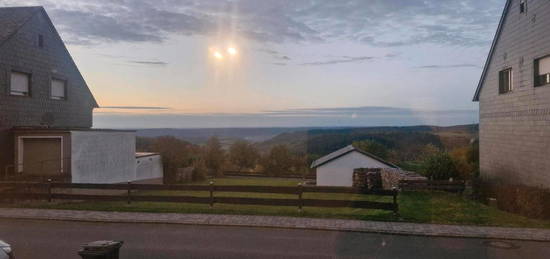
[15,177,550,229]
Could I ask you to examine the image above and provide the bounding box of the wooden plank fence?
[398,180,465,193]
[0,181,399,214]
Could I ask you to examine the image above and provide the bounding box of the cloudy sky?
[3,0,505,128]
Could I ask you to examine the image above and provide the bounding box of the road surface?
[0,219,548,258]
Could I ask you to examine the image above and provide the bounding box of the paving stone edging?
[0,208,549,241]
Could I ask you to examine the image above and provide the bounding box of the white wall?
[316,151,393,187]
[135,155,163,181]
[71,131,136,183]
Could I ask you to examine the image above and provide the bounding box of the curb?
[0,209,549,242]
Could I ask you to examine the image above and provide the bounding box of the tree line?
[137,136,310,183]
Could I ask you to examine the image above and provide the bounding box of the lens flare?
[213,51,224,59]
[227,47,238,56]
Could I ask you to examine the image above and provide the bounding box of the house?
[473,0,550,189]
[0,6,162,183]
[310,145,398,187]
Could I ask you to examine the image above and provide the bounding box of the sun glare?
[227,47,238,56]
[213,51,224,59]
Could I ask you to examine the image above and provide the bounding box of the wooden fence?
[398,180,465,193]
[0,181,399,213]
[222,171,316,179]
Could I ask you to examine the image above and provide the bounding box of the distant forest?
[137,124,479,182]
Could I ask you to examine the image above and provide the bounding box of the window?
[535,56,550,87]
[51,78,66,100]
[38,34,44,48]
[520,0,526,13]
[10,71,30,96]
[499,68,513,94]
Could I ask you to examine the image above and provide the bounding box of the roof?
[473,0,512,101]
[136,152,160,158]
[0,6,99,108]
[310,145,398,169]
[0,6,42,46]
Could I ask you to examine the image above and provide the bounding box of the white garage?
[311,145,398,187]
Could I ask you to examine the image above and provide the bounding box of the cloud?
[256,48,292,61]
[99,106,170,110]
[128,60,168,66]
[416,64,481,69]
[299,56,375,66]
[0,0,504,47]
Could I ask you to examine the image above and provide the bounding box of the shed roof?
[310,145,398,169]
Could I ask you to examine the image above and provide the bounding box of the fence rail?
[398,180,465,193]
[0,181,398,213]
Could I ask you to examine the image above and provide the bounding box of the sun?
[227,47,238,56]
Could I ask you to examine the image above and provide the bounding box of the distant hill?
[255,124,478,159]
[135,125,478,158]
[135,127,319,145]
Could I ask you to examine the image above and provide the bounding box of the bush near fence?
[0,181,398,214]
[477,181,550,220]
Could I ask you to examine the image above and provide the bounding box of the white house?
[311,145,398,187]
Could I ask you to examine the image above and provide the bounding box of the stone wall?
[381,168,426,190]
[352,168,382,190]
[353,168,426,190]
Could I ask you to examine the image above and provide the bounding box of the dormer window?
[520,0,526,13]
[535,56,550,87]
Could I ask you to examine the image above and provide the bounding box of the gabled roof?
[0,6,99,108]
[473,0,512,101]
[0,6,42,47]
[310,144,398,169]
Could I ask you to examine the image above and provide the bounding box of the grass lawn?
[13,176,550,229]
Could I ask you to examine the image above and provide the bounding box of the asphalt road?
[0,219,549,259]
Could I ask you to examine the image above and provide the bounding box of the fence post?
[127,181,132,204]
[297,183,303,212]
[209,181,214,208]
[47,179,52,203]
[392,187,399,216]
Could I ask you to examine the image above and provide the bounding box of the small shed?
[310,145,398,187]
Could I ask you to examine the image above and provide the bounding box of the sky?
[2,0,506,128]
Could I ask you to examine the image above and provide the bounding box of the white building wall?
[70,131,136,183]
[316,151,392,187]
[135,155,163,181]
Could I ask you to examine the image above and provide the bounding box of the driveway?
[1,219,549,259]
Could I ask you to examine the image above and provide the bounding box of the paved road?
[0,219,548,259]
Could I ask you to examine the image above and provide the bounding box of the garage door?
[22,138,62,176]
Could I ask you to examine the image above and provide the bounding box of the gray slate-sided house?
[311,145,398,187]
[0,6,162,183]
[474,0,550,189]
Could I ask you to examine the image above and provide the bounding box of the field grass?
[14,176,550,229]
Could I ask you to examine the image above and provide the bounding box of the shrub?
[480,182,550,219]
[421,152,458,180]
